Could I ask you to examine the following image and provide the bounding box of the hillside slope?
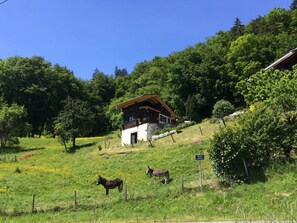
[0,122,296,222]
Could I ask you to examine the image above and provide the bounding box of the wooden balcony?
[122,120,139,130]
[121,117,157,130]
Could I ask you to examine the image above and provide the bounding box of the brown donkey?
[96,175,123,195]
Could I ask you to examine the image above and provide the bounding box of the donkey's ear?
[147,165,150,169]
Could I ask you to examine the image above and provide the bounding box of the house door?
[131,132,137,144]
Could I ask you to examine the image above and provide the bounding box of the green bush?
[210,126,247,183]
[212,99,234,126]
[210,102,297,184]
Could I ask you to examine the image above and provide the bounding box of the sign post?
[195,154,204,192]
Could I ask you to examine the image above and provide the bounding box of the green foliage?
[210,126,247,182]
[90,69,115,104]
[54,97,95,149]
[0,57,87,136]
[210,102,297,183]
[185,94,205,122]
[226,34,276,81]
[114,65,128,78]
[241,103,297,160]
[238,68,297,109]
[212,99,234,126]
[0,102,27,153]
[54,122,71,152]
[230,18,244,39]
[265,8,291,34]
[216,35,297,183]
[238,67,297,157]
[291,0,297,10]
[105,95,132,129]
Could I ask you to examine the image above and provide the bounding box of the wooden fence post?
[148,139,154,148]
[181,176,184,193]
[199,126,203,136]
[170,134,176,142]
[124,185,128,202]
[74,191,77,209]
[32,194,35,213]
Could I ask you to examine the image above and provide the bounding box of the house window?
[159,114,171,124]
[127,115,135,122]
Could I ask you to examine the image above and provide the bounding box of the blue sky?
[0,0,292,80]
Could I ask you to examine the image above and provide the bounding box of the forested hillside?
[0,6,297,138]
[111,7,297,123]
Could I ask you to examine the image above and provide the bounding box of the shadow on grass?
[161,178,173,184]
[67,142,96,154]
[248,167,267,184]
[182,186,201,193]
[1,146,45,154]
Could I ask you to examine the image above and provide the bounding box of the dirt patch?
[20,153,36,159]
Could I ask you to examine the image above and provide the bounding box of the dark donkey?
[96,175,123,195]
[146,166,170,184]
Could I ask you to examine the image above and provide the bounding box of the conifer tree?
[291,0,297,10]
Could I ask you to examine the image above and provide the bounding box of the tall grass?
[0,123,296,222]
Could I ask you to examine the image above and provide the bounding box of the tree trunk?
[63,141,68,153]
[222,118,226,127]
[284,148,291,162]
[1,141,5,154]
[72,136,76,148]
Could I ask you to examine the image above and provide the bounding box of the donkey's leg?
[105,188,109,195]
[165,177,168,184]
[165,172,170,184]
[118,182,123,192]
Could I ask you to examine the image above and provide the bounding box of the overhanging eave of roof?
[116,94,176,118]
[265,48,297,71]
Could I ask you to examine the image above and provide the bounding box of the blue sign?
[196,154,204,160]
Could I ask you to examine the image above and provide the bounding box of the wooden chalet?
[265,48,297,71]
[116,94,176,145]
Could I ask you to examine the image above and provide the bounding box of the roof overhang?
[116,94,176,118]
[265,48,297,71]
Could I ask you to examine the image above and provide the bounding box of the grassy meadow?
[0,122,296,222]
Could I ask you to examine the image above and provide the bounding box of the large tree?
[54,97,95,150]
[0,102,28,153]
[0,57,88,137]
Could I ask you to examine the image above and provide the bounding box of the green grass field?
[0,122,296,222]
